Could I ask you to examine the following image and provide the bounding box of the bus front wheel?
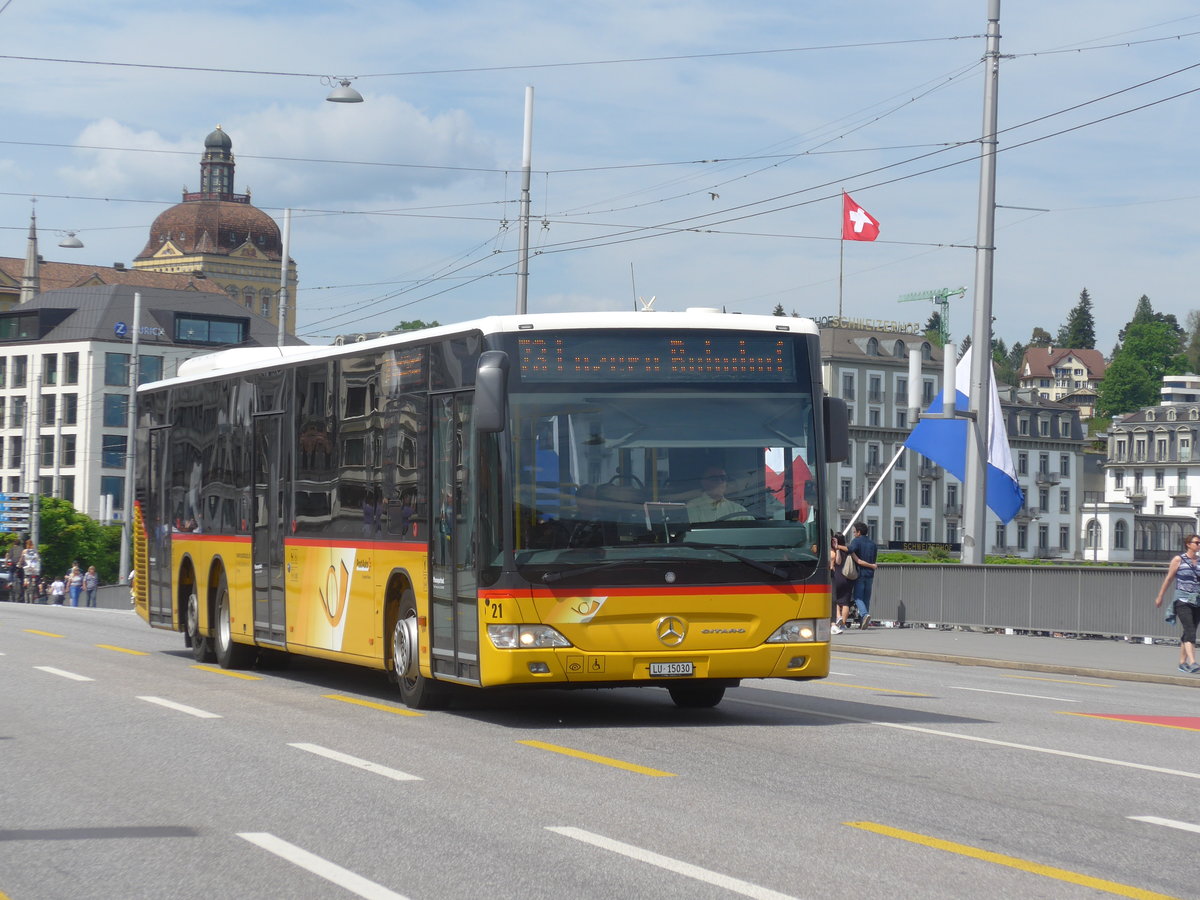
[667,682,726,708]
[392,592,450,710]
[187,591,215,663]
[214,572,255,670]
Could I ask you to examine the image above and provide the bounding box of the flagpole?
[843,445,906,534]
[962,0,1002,565]
[838,231,844,320]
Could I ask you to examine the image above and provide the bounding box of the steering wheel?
[607,473,645,488]
[716,512,754,522]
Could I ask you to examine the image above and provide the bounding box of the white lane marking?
[547,826,802,900]
[238,832,410,900]
[950,686,1079,702]
[136,696,221,719]
[289,743,422,782]
[34,666,94,682]
[1129,816,1200,835]
[734,698,1200,781]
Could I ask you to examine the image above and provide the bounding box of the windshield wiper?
[541,559,631,584]
[704,547,795,580]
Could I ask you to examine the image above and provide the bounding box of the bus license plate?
[650,662,693,677]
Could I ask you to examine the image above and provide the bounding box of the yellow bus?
[133,311,848,708]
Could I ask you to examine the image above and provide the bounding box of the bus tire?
[187,590,215,662]
[667,682,725,708]
[392,591,450,710]
[214,571,255,670]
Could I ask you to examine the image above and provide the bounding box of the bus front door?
[252,413,287,645]
[430,392,480,684]
[146,426,172,626]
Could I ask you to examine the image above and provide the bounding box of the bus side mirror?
[475,351,510,433]
[823,396,848,463]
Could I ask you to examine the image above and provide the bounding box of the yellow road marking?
[1061,712,1200,733]
[1002,673,1111,688]
[832,655,912,667]
[323,694,424,717]
[846,821,1182,900]
[192,664,261,681]
[24,629,63,638]
[519,740,676,777]
[96,644,149,656]
[822,681,931,697]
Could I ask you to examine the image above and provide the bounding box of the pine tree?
[772,303,786,317]
[1028,327,1053,348]
[1056,288,1096,349]
[1097,306,1189,417]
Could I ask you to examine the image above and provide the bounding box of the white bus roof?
[147,309,818,392]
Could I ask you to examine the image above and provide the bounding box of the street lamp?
[325,77,363,103]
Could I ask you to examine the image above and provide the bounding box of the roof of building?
[3,284,305,347]
[818,326,944,363]
[136,200,282,261]
[0,256,228,298]
[1019,346,1107,379]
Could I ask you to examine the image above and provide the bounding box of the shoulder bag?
[842,552,859,581]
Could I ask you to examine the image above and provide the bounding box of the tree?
[1186,310,1200,373]
[35,498,122,584]
[1116,295,1182,346]
[772,303,786,317]
[393,320,440,332]
[1028,327,1053,348]
[1096,319,1188,417]
[1056,288,1096,348]
[923,311,943,346]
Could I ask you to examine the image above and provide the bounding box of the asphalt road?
[2,603,1197,900]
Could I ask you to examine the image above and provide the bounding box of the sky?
[1,1,1198,352]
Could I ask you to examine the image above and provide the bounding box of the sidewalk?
[834,624,1199,688]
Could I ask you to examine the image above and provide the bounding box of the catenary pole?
[515,86,534,314]
[962,0,1002,564]
[119,291,141,585]
[277,208,291,346]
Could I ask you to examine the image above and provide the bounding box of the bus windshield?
[509,388,821,585]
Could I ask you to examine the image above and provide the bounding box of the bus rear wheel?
[667,682,726,708]
[392,591,450,710]
[214,572,255,670]
[187,591,215,662]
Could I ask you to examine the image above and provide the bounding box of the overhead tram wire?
[522,63,1200,258]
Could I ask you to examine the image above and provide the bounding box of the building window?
[41,353,58,386]
[1019,417,1029,435]
[63,394,77,426]
[62,475,74,504]
[7,436,21,468]
[105,353,130,386]
[10,396,25,429]
[1039,418,1050,436]
[41,395,55,426]
[896,409,907,429]
[261,291,272,318]
[1038,524,1049,550]
[1060,453,1070,477]
[894,443,906,470]
[175,315,247,346]
[896,376,907,404]
[101,435,127,469]
[922,380,934,405]
[1156,439,1168,460]
[1059,488,1070,513]
[842,372,855,400]
[63,352,79,385]
[894,482,905,505]
[103,394,128,428]
[920,482,931,507]
[1059,525,1070,550]
[1038,453,1049,474]
[139,356,164,385]
[1114,470,1124,489]
[840,478,852,502]
[893,520,905,542]
[63,434,76,467]
[1155,469,1165,489]
[100,475,124,511]
[1017,524,1028,550]
[0,357,6,388]
[919,520,931,541]
[39,435,54,467]
[995,522,1006,549]
[1018,452,1028,476]
[13,356,27,388]
[869,408,881,427]
[946,522,958,543]
[1114,519,1128,549]
[1038,488,1049,512]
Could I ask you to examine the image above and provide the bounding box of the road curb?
[834,643,1200,688]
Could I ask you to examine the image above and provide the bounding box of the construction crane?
[899,287,967,345]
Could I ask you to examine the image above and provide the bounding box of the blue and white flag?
[904,346,1024,523]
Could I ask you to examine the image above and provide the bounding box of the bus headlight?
[765,619,829,643]
[487,624,572,649]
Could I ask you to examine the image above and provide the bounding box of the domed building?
[133,126,297,334]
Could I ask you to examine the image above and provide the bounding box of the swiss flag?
[842,192,880,241]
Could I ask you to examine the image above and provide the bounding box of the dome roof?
[205,126,233,151]
[135,199,282,261]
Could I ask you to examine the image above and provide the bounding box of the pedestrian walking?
[83,566,99,608]
[49,575,65,606]
[830,531,854,634]
[67,566,84,607]
[848,521,879,629]
[1154,533,1200,674]
[18,540,40,604]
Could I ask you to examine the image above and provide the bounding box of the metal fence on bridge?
[871,564,1175,640]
